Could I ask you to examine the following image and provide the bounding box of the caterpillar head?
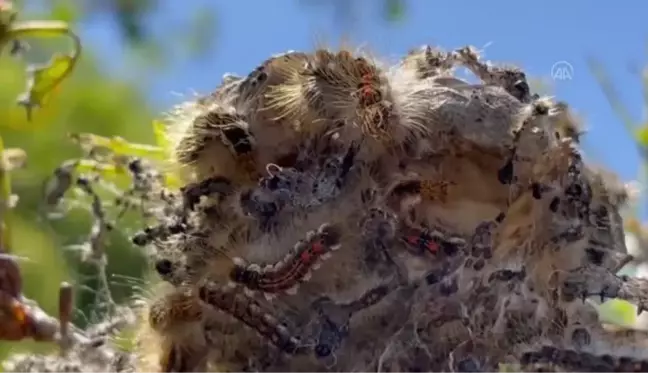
[171,103,259,184]
[137,285,207,373]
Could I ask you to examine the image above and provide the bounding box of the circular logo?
[551,61,574,81]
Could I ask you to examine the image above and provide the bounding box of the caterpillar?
[180,175,234,211]
[452,45,533,103]
[173,106,261,184]
[264,47,422,158]
[147,289,204,334]
[520,345,648,372]
[311,283,396,359]
[240,140,360,232]
[400,45,456,80]
[197,281,304,354]
[229,223,342,296]
[399,224,465,258]
[144,288,208,373]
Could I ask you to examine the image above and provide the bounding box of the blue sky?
[79,0,647,205]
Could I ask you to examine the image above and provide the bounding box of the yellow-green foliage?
[0,1,157,360]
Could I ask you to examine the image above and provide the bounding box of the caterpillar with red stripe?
[399,224,465,258]
[228,223,342,298]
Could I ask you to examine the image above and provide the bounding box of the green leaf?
[151,120,182,189]
[384,0,406,24]
[74,159,132,190]
[635,124,648,148]
[152,120,171,155]
[182,7,217,59]
[2,20,82,120]
[5,19,71,39]
[109,136,166,160]
[0,135,13,253]
[70,132,166,160]
[598,299,636,326]
[49,0,80,24]
[17,54,74,120]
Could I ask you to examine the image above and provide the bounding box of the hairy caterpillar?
[229,223,342,296]
[520,345,648,372]
[197,281,304,354]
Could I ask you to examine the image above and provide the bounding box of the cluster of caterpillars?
[131,44,648,372]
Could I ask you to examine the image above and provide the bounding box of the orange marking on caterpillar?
[420,180,455,203]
